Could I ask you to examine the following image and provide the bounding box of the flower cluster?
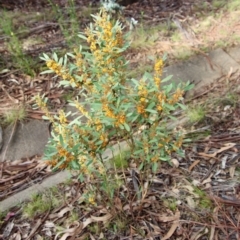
[46,59,78,86]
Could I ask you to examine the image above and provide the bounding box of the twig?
[185,85,216,103]
[190,47,216,71]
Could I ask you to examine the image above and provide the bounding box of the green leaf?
[63,54,68,66]
[67,53,75,58]
[139,162,144,170]
[59,80,71,86]
[152,162,158,172]
[147,102,155,109]
[59,134,64,146]
[59,57,63,66]
[78,33,88,40]
[72,143,81,152]
[53,52,58,62]
[185,83,194,91]
[126,112,133,117]
[71,160,79,170]
[168,115,177,121]
[42,115,50,120]
[164,103,175,111]
[133,149,143,155]
[160,156,169,161]
[52,158,66,171]
[145,109,157,114]
[40,69,54,75]
[78,173,84,182]
[143,71,152,81]
[148,55,155,61]
[123,122,130,132]
[131,114,139,123]
[164,82,173,92]
[162,75,173,83]
[177,103,187,110]
[163,53,167,61]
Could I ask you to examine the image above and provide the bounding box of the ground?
[1,0,240,239]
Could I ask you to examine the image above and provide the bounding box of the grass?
[163,197,178,212]
[0,11,37,76]
[107,217,128,234]
[173,48,193,61]
[129,25,161,50]
[2,105,27,126]
[0,211,6,225]
[226,0,240,10]
[22,189,62,218]
[110,150,131,169]
[193,186,213,209]
[216,92,239,108]
[187,106,206,124]
[48,0,84,47]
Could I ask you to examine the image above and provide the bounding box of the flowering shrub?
[36,9,192,180]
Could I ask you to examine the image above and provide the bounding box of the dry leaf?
[202,173,213,185]
[186,196,195,209]
[158,213,179,222]
[3,222,14,238]
[161,210,180,240]
[188,160,200,171]
[49,207,72,219]
[90,213,112,222]
[229,166,235,178]
[199,143,235,158]
[114,197,123,211]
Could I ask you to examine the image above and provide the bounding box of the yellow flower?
[46,60,62,75]
[137,104,145,114]
[102,103,115,119]
[157,92,166,103]
[59,110,67,124]
[88,196,95,205]
[154,76,161,88]
[154,59,163,75]
[157,105,162,111]
[75,102,90,118]
[115,114,126,127]
[151,155,159,162]
[46,159,58,167]
[168,88,184,105]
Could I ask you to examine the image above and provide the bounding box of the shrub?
[36,9,191,181]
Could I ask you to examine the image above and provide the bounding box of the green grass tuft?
[22,190,62,218]
[187,106,206,124]
[3,105,27,125]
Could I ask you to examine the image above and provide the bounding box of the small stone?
[171,158,179,168]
